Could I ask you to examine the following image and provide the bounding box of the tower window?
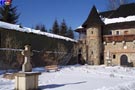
[91,31,93,34]
[79,49,81,53]
[91,51,93,54]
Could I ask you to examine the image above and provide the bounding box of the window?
[91,31,93,34]
[113,54,116,59]
[116,31,119,35]
[91,51,93,55]
[78,49,82,54]
[109,31,112,35]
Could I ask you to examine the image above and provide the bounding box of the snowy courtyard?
[0,65,135,90]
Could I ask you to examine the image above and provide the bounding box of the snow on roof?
[76,26,83,29]
[101,15,135,25]
[0,21,77,42]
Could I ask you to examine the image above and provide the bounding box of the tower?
[82,6,104,65]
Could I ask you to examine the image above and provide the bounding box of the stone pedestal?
[15,72,41,90]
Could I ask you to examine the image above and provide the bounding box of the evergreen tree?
[41,25,47,32]
[35,25,40,30]
[52,19,59,34]
[35,24,47,32]
[0,0,19,24]
[60,19,68,36]
[67,27,74,39]
[49,29,52,33]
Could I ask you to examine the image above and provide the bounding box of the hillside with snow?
[0,65,135,90]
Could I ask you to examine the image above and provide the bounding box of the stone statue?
[21,45,33,72]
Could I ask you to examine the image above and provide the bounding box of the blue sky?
[13,0,135,31]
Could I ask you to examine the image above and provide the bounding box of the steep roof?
[82,6,104,28]
[99,10,115,18]
[75,26,86,32]
[110,3,135,18]
[76,3,135,32]
[100,3,135,18]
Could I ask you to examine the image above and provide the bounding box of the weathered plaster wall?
[86,25,102,65]
[104,41,135,66]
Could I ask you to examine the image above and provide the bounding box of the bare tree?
[119,0,128,5]
[107,0,129,10]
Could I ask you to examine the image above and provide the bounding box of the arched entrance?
[120,55,128,66]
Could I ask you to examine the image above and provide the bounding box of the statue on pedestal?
[21,45,33,72]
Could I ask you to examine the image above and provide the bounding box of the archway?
[120,55,128,66]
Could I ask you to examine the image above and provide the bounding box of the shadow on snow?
[39,81,87,89]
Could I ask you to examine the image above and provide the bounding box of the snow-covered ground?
[0,65,135,90]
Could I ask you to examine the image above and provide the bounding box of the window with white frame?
[116,31,119,35]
